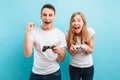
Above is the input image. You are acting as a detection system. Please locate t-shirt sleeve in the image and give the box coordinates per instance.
[57,30,67,48]
[30,28,35,41]
[88,27,95,40]
[65,31,69,40]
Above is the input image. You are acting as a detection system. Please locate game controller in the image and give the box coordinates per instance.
[73,44,86,50]
[42,45,54,52]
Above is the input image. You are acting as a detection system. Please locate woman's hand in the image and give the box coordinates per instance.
[69,45,78,55]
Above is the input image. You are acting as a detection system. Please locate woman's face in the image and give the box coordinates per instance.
[41,8,55,27]
[72,15,84,34]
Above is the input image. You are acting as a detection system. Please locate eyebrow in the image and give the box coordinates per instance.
[42,12,53,14]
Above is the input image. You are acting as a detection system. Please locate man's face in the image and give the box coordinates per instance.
[41,8,55,27]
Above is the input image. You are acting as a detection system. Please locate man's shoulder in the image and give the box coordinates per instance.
[55,28,64,34]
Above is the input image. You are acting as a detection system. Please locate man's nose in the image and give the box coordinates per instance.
[46,16,50,19]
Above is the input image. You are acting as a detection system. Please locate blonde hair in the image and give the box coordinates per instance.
[67,12,89,51]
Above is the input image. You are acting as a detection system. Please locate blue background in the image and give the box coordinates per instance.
[0,0,120,80]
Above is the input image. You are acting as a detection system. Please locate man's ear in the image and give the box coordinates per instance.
[40,15,42,19]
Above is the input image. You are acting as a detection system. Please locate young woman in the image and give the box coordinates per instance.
[66,12,95,80]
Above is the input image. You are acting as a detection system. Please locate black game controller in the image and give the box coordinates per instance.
[42,45,54,52]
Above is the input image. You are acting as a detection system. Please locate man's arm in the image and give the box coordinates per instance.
[24,22,34,57]
[53,46,65,62]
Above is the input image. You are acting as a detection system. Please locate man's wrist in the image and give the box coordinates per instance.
[58,49,62,55]
[25,30,31,34]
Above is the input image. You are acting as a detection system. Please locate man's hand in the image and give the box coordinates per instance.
[26,22,35,33]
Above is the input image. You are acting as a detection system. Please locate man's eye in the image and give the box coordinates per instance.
[43,14,47,16]
[49,14,53,17]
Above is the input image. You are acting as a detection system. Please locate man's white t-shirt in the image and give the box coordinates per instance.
[30,27,67,75]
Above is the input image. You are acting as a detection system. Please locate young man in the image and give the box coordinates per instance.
[24,4,66,80]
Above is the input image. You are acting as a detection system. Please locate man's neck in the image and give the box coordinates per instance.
[41,25,54,31]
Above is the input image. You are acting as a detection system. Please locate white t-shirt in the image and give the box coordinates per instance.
[30,27,67,75]
[70,27,95,68]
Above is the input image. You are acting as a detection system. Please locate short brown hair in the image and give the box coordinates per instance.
[41,4,55,14]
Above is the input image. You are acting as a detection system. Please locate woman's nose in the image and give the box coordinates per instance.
[75,21,79,24]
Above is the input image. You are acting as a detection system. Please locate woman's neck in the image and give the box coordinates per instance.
[75,32,82,36]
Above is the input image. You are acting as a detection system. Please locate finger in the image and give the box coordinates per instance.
[30,23,35,28]
[53,43,60,50]
[70,46,74,51]
[70,47,75,53]
[82,40,85,44]
[27,22,35,31]
[28,22,35,28]
[53,46,57,50]
[52,49,58,54]
[53,43,58,47]
[70,49,73,54]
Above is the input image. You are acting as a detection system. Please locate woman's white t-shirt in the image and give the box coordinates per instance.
[70,27,95,68]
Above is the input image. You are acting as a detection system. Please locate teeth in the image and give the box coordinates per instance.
[45,22,50,24]
[74,25,79,27]
[45,21,50,23]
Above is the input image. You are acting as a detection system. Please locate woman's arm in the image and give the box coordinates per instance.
[83,35,94,54]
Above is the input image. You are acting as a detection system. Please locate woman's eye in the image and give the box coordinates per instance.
[77,19,81,22]
[72,20,75,22]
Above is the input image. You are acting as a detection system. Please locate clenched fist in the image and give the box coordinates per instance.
[26,22,35,33]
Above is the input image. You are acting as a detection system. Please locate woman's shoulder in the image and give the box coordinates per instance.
[87,27,94,31]
[87,27,95,39]
[87,27,95,34]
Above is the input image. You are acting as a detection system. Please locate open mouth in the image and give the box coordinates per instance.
[74,27,80,29]
[45,21,51,24]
